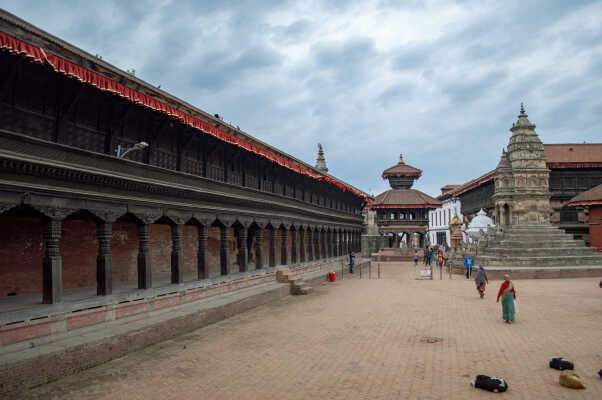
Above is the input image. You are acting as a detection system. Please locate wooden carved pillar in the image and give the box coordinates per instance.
[36,207,75,304]
[137,222,152,289]
[197,224,209,279]
[327,230,333,258]
[280,226,289,266]
[299,228,306,263]
[269,227,276,267]
[220,224,231,276]
[255,227,265,270]
[290,229,297,265]
[96,221,113,296]
[319,229,324,260]
[42,217,63,304]
[238,225,249,273]
[171,223,184,284]
[307,228,314,262]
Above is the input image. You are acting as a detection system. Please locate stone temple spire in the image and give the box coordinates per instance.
[315,143,328,173]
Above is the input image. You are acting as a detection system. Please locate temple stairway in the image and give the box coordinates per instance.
[478,225,602,267]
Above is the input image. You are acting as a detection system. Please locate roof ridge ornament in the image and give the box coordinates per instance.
[520,102,526,116]
[315,143,328,173]
[399,153,404,164]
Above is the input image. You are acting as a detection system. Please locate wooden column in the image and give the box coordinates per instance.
[269,227,276,267]
[290,229,297,265]
[238,225,249,272]
[316,230,321,259]
[42,217,63,304]
[299,228,306,263]
[220,225,231,276]
[96,221,113,296]
[137,222,152,289]
[307,228,314,261]
[171,223,184,284]
[197,224,209,279]
[280,227,288,266]
[255,227,265,270]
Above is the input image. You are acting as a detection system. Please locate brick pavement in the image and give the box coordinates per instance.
[22,262,602,400]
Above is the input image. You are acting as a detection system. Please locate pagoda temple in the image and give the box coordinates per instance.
[367,154,441,250]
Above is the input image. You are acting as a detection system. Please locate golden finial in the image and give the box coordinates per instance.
[399,153,404,164]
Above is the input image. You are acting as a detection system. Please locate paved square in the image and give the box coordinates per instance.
[24,262,602,399]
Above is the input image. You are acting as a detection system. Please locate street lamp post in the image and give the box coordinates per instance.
[116,141,149,158]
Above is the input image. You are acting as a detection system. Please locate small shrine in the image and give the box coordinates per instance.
[465,209,495,241]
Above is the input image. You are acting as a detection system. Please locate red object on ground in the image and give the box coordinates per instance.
[328,271,336,282]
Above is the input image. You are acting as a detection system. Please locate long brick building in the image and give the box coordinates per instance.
[0,11,367,328]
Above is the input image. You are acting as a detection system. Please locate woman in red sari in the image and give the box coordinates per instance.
[496,274,516,323]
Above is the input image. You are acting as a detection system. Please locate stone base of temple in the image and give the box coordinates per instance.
[0,257,368,396]
[450,265,602,280]
[361,235,386,258]
[478,224,602,267]
[371,248,414,262]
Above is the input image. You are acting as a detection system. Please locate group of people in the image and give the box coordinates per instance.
[474,266,517,324]
[420,246,447,268]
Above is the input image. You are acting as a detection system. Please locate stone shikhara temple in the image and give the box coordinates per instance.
[0,9,367,343]
[457,105,602,275]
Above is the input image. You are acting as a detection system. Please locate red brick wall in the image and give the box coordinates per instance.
[589,206,602,250]
[0,215,240,297]
[0,216,44,296]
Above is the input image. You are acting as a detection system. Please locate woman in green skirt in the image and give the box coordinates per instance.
[496,274,516,323]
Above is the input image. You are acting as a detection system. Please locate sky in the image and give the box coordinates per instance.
[3,0,602,197]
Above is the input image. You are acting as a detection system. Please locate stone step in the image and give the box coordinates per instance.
[499,233,575,240]
[491,240,584,248]
[485,247,598,257]
[481,255,602,267]
[504,224,565,231]
[276,269,295,283]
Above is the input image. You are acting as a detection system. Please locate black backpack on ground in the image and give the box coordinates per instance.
[549,357,574,371]
[472,375,508,393]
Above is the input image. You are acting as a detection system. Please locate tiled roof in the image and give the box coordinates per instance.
[382,163,422,178]
[441,184,461,190]
[568,183,602,206]
[371,189,441,208]
[544,143,602,164]
[438,144,602,199]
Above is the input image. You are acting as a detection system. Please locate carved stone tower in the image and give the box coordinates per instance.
[315,143,328,173]
[493,104,551,227]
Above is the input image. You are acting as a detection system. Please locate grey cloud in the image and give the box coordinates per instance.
[377,84,415,106]
[441,71,508,104]
[391,45,432,71]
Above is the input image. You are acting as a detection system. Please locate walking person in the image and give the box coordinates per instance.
[413,250,418,266]
[437,250,444,269]
[496,274,517,324]
[474,265,488,298]
[348,251,355,274]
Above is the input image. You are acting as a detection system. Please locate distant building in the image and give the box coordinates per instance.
[367,154,441,248]
[568,184,602,251]
[428,185,462,246]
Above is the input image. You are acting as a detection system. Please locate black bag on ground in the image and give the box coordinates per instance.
[472,375,508,393]
[549,357,574,370]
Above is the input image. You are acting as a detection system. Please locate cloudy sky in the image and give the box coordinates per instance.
[3,0,602,197]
